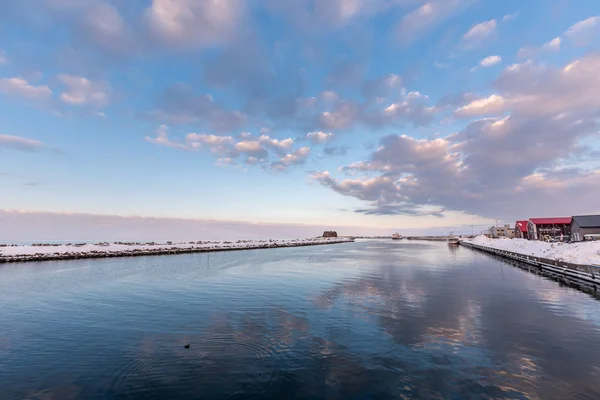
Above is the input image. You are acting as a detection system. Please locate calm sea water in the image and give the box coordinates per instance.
[2,240,600,400]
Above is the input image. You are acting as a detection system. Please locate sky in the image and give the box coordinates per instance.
[1,0,600,240]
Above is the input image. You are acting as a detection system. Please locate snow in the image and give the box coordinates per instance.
[463,235,600,266]
[0,237,353,262]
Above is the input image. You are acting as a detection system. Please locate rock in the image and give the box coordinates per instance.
[184,344,190,349]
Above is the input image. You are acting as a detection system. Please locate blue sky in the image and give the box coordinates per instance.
[1,0,600,240]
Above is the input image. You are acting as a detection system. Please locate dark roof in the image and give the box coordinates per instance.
[515,220,528,232]
[572,215,600,228]
[530,217,572,225]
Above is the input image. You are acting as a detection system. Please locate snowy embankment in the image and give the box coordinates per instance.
[462,235,600,266]
[0,237,354,263]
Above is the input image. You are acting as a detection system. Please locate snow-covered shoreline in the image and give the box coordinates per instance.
[462,235,600,266]
[0,237,354,263]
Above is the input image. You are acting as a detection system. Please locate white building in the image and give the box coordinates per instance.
[491,224,515,239]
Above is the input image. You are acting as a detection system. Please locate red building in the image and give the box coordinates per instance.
[527,217,572,241]
[514,220,529,239]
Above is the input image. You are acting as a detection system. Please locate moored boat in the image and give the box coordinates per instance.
[447,231,459,245]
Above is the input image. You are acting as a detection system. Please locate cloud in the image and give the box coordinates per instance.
[144,0,244,48]
[454,94,506,117]
[542,37,561,51]
[258,135,294,156]
[0,49,7,65]
[395,0,476,47]
[78,1,136,54]
[564,15,600,46]
[518,15,599,57]
[0,77,52,100]
[360,73,402,99]
[144,125,191,150]
[0,133,48,152]
[234,140,269,159]
[323,145,349,156]
[379,91,437,126]
[313,55,600,219]
[271,147,311,171]
[479,55,502,67]
[502,12,518,22]
[147,83,246,133]
[263,0,408,32]
[461,19,497,48]
[57,74,110,108]
[456,55,600,118]
[306,131,334,144]
[41,0,137,55]
[146,127,310,171]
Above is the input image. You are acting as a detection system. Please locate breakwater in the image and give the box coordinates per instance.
[405,236,449,241]
[460,240,600,289]
[0,237,354,264]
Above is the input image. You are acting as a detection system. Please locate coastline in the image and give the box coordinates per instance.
[461,235,600,266]
[0,237,354,264]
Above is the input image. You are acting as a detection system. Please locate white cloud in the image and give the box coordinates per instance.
[0,133,47,152]
[321,90,339,103]
[271,147,311,171]
[454,95,506,118]
[306,131,334,144]
[518,15,599,57]
[502,12,518,22]
[0,77,52,100]
[144,125,190,150]
[479,55,502,67]
[57,74,110,108]
[80,1,134,53]
[542,37,561,51]
[144,0,243,48]
[457,54,600,118]
[0,49,7,65]
[564,15,600,46]
[313,103,600,219]
[146,126,310,171]
[186,133,234,147]
[395,0,476,47]
[264,0,408,32]
[461,19,497,48]
[258,135,294,156]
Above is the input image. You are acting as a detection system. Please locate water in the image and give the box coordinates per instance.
[2,240,600,400]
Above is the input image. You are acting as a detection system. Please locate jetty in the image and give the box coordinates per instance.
[0,237,354,264]
[460,236,600,289]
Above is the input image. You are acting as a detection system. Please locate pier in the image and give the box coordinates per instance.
[460,240,600,289]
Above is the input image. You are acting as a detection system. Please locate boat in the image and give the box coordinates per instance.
[392,233,401,240]
[447,231,459,245]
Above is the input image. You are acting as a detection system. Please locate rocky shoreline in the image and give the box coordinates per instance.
[0,237,354,263]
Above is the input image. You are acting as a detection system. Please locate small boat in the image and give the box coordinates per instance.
[392,233,401,240]
[447,231,459,245]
